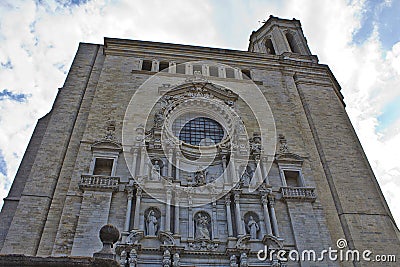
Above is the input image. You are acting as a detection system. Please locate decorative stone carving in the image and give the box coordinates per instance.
[246,215,260,240]
[280,186,316,202]
[145,208,159,236]
[125,230,144,244]
[188,239,219,251]
[158,231,176,246]
[154,109,165,128]
[129,248,138,267]
[194,212,211,240]
[240,165,253,186]
[278,134,288,153]
[240,252,248,267]
[119,250,127,266]
[230,255,238,267]
[194,169,206,186]
[79,175,119,191]
[150,159,163,180]
[250,132,262,157]
[162,249,171,267]
[235,235,249,249]
[172,253,180,267]
[93,224,120,260]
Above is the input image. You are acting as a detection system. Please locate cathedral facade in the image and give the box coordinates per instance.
[0,16,398,266]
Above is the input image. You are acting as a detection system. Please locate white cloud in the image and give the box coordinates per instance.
[0,0,399,229]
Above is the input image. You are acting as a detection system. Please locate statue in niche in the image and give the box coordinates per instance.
[195,213,210,240]
[146,209,158,236]
[194,169,206,186]
[247,215,260,239]
[240,165,253,186]
[150,160,161,180]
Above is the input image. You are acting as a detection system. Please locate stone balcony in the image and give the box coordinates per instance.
[280,186,316,202]
[79,174,120,191]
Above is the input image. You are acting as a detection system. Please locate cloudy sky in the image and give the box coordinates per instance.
[0,0,399,225]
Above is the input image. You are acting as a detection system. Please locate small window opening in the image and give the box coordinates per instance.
[176,64,186,74]
[159,61,169,72]
[284,170,301,187]
[193,65,202,74]
[285,33,300,53]
[265,39,276,55]
[241,69,251,79]
[209,66,219,77]
[93,158,113,176]
[142,60,152,71]
[225,68,235,78]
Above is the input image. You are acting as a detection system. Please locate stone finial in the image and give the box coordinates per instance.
[93,224,120,260]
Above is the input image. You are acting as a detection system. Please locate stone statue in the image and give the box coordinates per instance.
[247,215,259,239]
[230,255,238,267]
[154,109,164,128]
[195,213,210,240]
[129,248,137,267]
[194,170,206,186]
[146,210,158,236]
[240,252,248,267]
[150,160,161,180]
[172,253,180,267]
[162,249,171,267]
[240,165,253,186]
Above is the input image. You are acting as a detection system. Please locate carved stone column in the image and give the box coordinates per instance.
[261,194,272,235]
[225,195,233,237]
[268,195,280,237]
[124,187,134,232]
[165,188,172,233]
[133,188,142,230]
[188,196,193,239]
[174,194,180,234]
[234,192,244,236]
[168,149,173,177]
[229,157,237,184]
[222,155,229,184]
[212,201,218,240]
[175,151,181,181]
[131,148,138,177]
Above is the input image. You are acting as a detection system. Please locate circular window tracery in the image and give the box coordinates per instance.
[172,115,224,146]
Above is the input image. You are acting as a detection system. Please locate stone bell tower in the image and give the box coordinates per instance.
[248,15,313,56]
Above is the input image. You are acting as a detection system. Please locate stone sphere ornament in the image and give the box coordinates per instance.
[99,224,120,245]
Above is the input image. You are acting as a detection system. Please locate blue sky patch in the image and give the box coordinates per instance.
[376,95,400,132]
[353,0,400,50]
[0,150,6,177]
[0,89,30,102]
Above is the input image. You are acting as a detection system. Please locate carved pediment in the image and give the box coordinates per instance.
[275,152,303,165]
[91,139,122,152]
[262,234,283,249]
[162,82,238,104]
[158,231,176,246]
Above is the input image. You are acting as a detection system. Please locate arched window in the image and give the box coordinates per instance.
[265,38,276,55]
[172,115,224,146]
[285,32,300,53]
